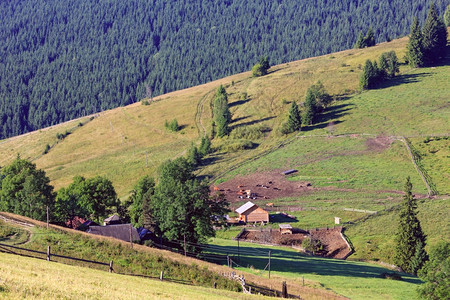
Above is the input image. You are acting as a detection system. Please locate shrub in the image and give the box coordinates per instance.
[219,139,254,152]
[165,119,179,132]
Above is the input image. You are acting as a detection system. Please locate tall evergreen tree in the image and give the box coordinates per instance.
[359,59,378,90]
[422,4,448,64]
[302,89,317,125]
[286,101,301,133]
[394,177,428,274]
[213,85,231,137]
[407,17,425,67]
[445,5,450,27]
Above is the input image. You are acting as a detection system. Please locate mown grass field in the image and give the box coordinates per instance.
[206,237,422,300]
[0,252,264,300]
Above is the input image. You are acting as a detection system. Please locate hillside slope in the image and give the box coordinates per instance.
[1,36,448,198]
[1,0,444,138]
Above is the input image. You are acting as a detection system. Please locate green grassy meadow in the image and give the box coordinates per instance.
[207,237,422,300]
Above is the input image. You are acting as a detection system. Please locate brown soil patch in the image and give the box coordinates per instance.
[212,170,313,204]
[238,227,352,259]
[365,135,394,152]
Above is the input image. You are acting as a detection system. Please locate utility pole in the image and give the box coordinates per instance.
[237,238,240,262]
[184,233,187,257]
[268,250,271,279]
[129,224,133,248]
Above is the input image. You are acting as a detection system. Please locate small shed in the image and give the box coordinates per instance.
[282,169,298,175]
[279,224,293,235]
[103,214,121,226]
[236,201,269,223]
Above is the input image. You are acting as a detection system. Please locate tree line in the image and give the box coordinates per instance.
[0,153,226,247]
[0,0,445,139]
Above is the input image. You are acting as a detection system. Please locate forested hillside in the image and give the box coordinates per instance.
[0,0,446,138]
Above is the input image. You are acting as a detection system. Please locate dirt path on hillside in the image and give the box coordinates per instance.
[0,214,34,245]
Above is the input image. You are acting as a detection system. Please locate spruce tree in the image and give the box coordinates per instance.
[302,89,317,125]
[407,17,425,68]
[286,101,301,133]
[213,85,231,137]
[394,177,427,274]
[445,5,450,27]
[359,59,375,90]
[422,4,448,64]
[198,136,212,156]
[364,27,376,47]
[354,31,365,48]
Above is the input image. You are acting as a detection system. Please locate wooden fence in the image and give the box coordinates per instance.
[0,242,191,285]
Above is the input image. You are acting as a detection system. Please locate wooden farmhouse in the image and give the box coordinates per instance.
[236,201,269,223]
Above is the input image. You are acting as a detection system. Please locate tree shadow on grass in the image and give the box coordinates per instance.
[205,243,422,284]
[230,116,276,130]
[229,98,251,108]
[301,103,352,132]
[231,115,251,124]
[375,72,432,90]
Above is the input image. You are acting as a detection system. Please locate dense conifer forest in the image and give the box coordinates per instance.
[0,0,446,139]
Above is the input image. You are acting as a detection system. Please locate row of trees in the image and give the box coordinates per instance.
[407,4,448,67]
[1,0,444,139]
[0,157,118,224]
[359,51,399,90]
[0,154,227,246]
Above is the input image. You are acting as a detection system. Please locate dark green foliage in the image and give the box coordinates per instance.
[0,157,55,221]
[198,136,212,156]
[360,59,378,90]
[383,51,399,78]
[186,143,201,167]
[151,158,229,245]
[302,89,317,126]
[394,177,427,274]
[43,143,50,154]
[417,242,450,299]
[0,0,443,139]
[300,81,332,126]
[55,175,118,224]
[284,101,301,134]
[422,4,448,64]
[354,28,376,48]
[213,85,231,138]
[252,56,271,77]
[165,119,179,132]
[55,179,88,227]
[129,175,155,229]
[308,81,332,111]
[407,17,425,68]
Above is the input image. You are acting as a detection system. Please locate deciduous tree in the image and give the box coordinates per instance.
[0,157,55,221]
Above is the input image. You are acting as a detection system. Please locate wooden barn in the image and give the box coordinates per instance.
[236,201,269,223]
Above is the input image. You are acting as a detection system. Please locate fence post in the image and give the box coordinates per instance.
[214,282,217,289]
[109,260,113,273]
[47,246,51,261]
[282,281,287,298]
[160,270,164,281]
[302,276,305,286]
[268,250,271,279]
